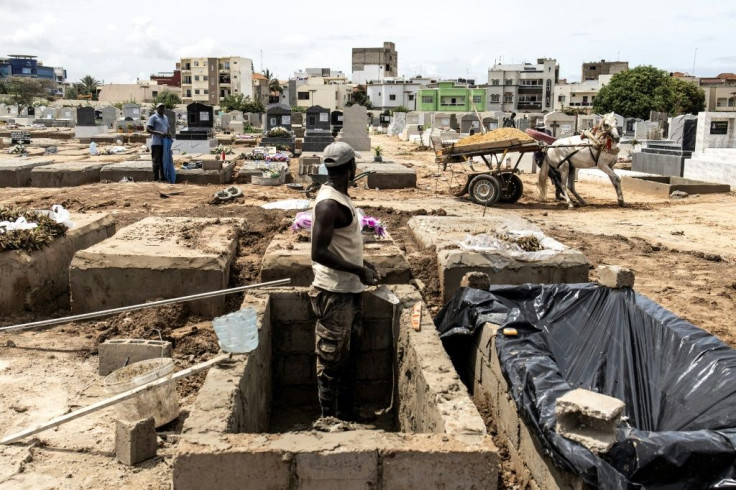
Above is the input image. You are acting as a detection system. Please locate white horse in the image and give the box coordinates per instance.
[538,113,623,208]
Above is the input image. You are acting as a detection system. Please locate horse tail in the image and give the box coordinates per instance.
[538,154,549,201]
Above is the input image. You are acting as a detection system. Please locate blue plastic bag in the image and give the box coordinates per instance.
[162,137,176,184]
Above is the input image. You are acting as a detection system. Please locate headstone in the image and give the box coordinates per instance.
[682,112,736,185]
[219,113,232,129]
[77,107,96,126]
[165,110,177,139]
[577,114,596,131]
[449,114,460,132]
[388,112,406,136]
[482,117,499,131]
[59,107,76,122]
[331,111,343,136]
[101,107,118,128]
[339,104,371,151]
[42,107,58,120]
[516,118,531,132]
[461,114,480,134]
[291,112,304,126]
[650,110,669,136]
[265,104,292,132]
[624,117,642,136]
[303,105,333,152]
[123,104,141,120]
[544,111,576,138]
[405,112,420,125]
[306,106,331,131]
[433,113,450,129]
[635,121,661,140]
[230,110,244,121]
[186,102,214,128]
[611,113,625,136]
[26,106,35,116]
[669,114,698,151]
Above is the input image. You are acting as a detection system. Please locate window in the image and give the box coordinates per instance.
[186,89,191,97]
[590,66,597,71]
[422,96,434,104]
[473,95,482,103]
[194,61,199,66]
[195,75,200,81]
[491,79,499,86]
[389,94,396,101]
[503,93,513,103]
[204,89,208,94]
[203,76,208,81]
[729,97,736,107]
[22,67,31,74]
[408,94,415,101]
[152,91,158,98]
[717,98,726,107]
[504,78,513,86]
[298,92,310,100]
[490,94,500,102]
[582,96,589,105]
[558,95,566,102]
[440,96,465,106]
[195,89,200,95]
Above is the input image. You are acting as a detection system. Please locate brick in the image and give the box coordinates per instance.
[115,417,157,466]
[555,388,624,453]
[173,450,292,490]
[596,265,635,288]
[296,450,378,489]
[381,447,498,489]
[99,339,172,376]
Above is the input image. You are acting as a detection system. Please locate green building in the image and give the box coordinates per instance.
[417,81,486,112]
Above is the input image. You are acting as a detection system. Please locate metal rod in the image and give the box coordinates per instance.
[0,278,291,333]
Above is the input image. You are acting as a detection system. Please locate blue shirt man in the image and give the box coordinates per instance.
[146,103,171,181]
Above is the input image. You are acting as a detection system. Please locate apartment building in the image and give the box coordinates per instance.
[180,56,253,105]
[554,75,613,112]
[288,68,353,110]
[0,54,67,96]
[581,60,629,81]
[487,58,558,113]
[352,42,398,85]
[417,81,486,112]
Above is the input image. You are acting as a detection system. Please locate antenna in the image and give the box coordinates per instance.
[260,50,263,73]
[692,48,698,76]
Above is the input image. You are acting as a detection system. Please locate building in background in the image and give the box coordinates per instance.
[581,59,629,82]
[289,68,353,110]
[696,73,736,112]
[0,54,67,96]
[150,63,181,88]
[180,56,253,104]
[364,77,437,110]
[98,80,181,104]
[417,80,486,112]
[554,74,613,113]
[487,58,558,113]
[352,42,398,85]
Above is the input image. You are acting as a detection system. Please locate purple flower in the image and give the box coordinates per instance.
[290,211,312,232]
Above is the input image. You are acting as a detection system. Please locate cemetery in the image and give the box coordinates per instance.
[1,93,736,490]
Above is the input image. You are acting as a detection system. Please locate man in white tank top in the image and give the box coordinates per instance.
[310,142,380,420]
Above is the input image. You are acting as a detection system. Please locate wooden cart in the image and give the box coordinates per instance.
[432,136,542,206]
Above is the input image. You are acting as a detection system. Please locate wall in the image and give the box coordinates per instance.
[98,83,181,103]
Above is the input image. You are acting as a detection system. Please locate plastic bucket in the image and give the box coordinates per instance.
[104,358,179,427]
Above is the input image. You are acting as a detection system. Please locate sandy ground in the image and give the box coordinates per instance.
[1,133,735,489]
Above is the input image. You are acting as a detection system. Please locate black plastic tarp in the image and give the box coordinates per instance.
[435,283,736,489]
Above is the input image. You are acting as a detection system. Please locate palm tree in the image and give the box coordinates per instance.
[262,69,273,81]
[269,77,283,94]
[78,75,100,100]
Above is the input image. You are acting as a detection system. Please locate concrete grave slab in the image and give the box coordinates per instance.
[408,216,589,301]
[176,161,236,185]
[30,161,105,187]
[260,232,412,287]
[622,175,731,197]
[357,162,417,189]
[100,160,153,182]
[0,158,56,187]
[0,212,115,314]
[69,217,242,316]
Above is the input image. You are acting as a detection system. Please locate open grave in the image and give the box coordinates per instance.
[69,217,242,316]
[1,212,115,314]
[174,285,499,489]
[260,230,412,287]
[408,216,589,301]
[30,161,106,187]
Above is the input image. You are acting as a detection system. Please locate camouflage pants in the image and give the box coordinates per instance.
[309,288,362,419]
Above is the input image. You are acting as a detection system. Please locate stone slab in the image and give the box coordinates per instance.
[70,217,241,316]
[596,265,635,288]
[632,151,685,177]
[171,138,217,155]
[0,212,115,314]
[100,160,153,182]
[98,339,173,376]
[176,161,235,185]
[683,156,736,189]
[0,158,56,187]
[357,162,417,189]
[622,175,731,197]
[115,417,157,466]
[74,125,108,139]
[30,161,105,187]
[408,216,589,301]
[260,232,412,287]
[555,388,625,453]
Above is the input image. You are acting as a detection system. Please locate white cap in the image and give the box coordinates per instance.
[322,142,359,167]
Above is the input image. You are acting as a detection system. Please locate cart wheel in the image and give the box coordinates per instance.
[498,173,524,203]
[469,175,501,206]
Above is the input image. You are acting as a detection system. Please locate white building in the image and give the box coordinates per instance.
[487,58,558,113]
[554,74,613,112]
[180,56,253,104]
[289,68,353,110]
[351,42,398,85]
[365,79,423,110]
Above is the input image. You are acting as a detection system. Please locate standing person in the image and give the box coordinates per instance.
[146,103,170,182]
[503,112,517,128]
[310,142,380,420]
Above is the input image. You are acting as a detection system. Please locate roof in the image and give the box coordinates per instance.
[253,73,267,80]
[716,73,736,80]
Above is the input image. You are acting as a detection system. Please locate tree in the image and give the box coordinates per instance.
[670,77,705,115]
[262,68,273,81]
[346,85,372,109]
[269,78,283,94]
[392,106,409,113]
[152,90,182,109]
[64,85,78,100]
[220,93,264,113]
[593,66,704,118]
[78,75,100,100]
[5,77,56,113]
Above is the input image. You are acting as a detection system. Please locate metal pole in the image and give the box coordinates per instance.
[0,278,291,333]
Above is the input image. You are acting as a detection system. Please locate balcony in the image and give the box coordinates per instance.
[517,102,542,110]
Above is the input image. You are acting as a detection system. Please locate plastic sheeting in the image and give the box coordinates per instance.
[163,137,176,184]
[435,284,736,489]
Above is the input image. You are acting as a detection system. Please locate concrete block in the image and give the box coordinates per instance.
[362,291,395,320]
[274,353,315,386]
[519,420,585,490]
[70,217,240,316]
[174,450,292,490]
[99,339,172,376]
[272,320,314,354]
[0,158,56,187]
[269,291,313,323]
[362,319,393,350]
[357,162,417,189]
[460,271,491,290]
[176,161,236,185]
[296,450,378,489]
[203,159,222,171]
[497,392,520,450]
[30,161,105,187]
[115,417,157,466]
[555,388,625,454]
[596,265,635,289]
[356,349,392,381]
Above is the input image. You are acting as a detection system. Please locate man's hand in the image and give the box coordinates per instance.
[359,266,380,286]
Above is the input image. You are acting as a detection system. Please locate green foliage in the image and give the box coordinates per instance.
[220,93,265,113]
[269,78,283,94]
[78,75,100,100]
[112,98,138,110]
[346,85,372,109]
[373,145,383,157]
[5,77,57,113]
[290,106,306,113]
[64,85,78,100]
[152,90,181,109]
[593,66,705,118]
[392,106,410,113]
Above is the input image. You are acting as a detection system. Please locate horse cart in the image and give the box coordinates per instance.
[432,132,546,206]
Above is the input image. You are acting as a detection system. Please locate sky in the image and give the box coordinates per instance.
[2,0,736,85]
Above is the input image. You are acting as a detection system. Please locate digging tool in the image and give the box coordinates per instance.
[1,353,231,445]
[369,284,399,305]
[0,278,291,333]
[159,190,183,198]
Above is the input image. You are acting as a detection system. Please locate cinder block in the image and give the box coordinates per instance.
[296,450,378,489]
[519,420,585,490]
[497,392,520,450]
[274,354,315,386]
[272,320,314,354]
[269,291,313,323]
[381,447,498,489]
[115,417,157,466]
[555,388,624,453]
[362,292,395,320]
[596,265,635,288]
[99,339,172,376]
[173,450,292,490]
[362,320,393,350]
[356,350,392,381]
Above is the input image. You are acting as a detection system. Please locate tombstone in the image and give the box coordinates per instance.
[265,104,292,132]
[291,112,304,126]
[77,107,96,126]
[246,113,262,127]
[683,112,736,185]
[27,106,35,116]
[650,110,669,136]
[669,114,698,151]
[388,112,406,136]
[482,117,498,131]
[635,121,661,140]
[632,114,698,177]
[461,114,481,134]
[303,105,333,152]
[338,104,371,151]
[331,111,343,137]
[41,107,58,119]
[170,103,217,154]
[165,109,177,139]
[449,114,460,132]
[219,113,232,129]
[101,107,117,128]
[624,117,642,136]
[405,112,420,125]
[433,113,450,129]
[544,111,576,138]
[577,114,596,131]
[123,103,141,120]
[611,113,625,136]
[230,110,244,122]
[516,117,531,132]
